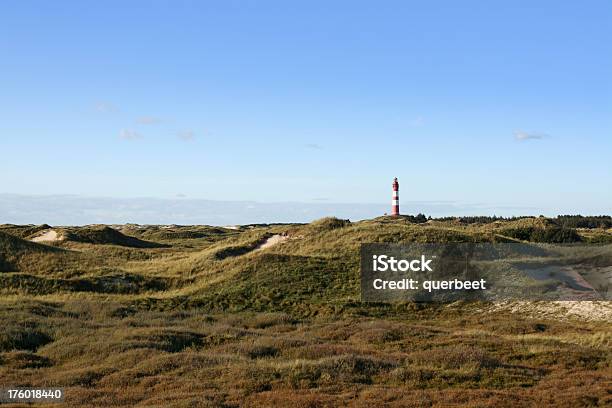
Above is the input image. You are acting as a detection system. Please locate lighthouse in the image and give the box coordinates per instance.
[392,177,400,216]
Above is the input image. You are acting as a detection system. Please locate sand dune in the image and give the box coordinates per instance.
[31,229,60,243]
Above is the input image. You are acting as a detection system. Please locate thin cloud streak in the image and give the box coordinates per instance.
[515,131,547,141]
[136,116,163,125]
[177,130,195,141]
[305,143,323,150]
[119,129,143,140]
[95,102,119,113]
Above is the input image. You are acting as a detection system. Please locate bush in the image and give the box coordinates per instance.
[530,227,582,243]
[408,345,500,369]
[0,327,53,352]
[285,355,396,388]
[122,329,205,352]
[0,351,53,368]
[501,226,582,243]
[246,345,279,359]
[248,313,297,329]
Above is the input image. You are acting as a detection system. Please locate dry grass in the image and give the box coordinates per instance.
[0,217,610,407]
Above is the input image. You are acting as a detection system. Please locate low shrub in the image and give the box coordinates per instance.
[407,345,500,370]
[0,326,53,352]
[501,226,582,243]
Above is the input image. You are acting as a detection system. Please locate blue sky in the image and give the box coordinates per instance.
[1,1,610,223]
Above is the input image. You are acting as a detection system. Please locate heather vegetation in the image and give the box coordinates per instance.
[0,217,610,407]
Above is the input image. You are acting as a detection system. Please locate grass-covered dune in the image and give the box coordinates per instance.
[0,231,65,272]
[0,216,610,407]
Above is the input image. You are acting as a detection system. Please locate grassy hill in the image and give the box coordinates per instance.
[0,230,64,272]
[0,217,610,407]
[0,223,51,239]
[60,225,169,248]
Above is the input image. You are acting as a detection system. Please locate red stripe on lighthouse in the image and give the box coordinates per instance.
[392,177,400,216]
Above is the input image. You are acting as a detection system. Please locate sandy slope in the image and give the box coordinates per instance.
[31,230,60,242]
[485,300,612,322]
[256,234,289,251]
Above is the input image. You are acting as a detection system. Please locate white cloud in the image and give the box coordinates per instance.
[408,116,425,127]
[137,116,163,125]
[305,143,323,150]
[95,102,119,113]
[177,130,195,141]
[119,129,142,140]
[515,131,546,141]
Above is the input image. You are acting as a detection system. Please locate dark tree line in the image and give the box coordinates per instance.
[431,215,611,229]
[553,215,612,229]
[405,213,428,223]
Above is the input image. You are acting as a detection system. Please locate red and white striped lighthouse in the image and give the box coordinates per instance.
[391,177,400,216]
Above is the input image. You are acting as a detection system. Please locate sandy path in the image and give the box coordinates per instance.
[256,234,289,251]
[31,230,60,242]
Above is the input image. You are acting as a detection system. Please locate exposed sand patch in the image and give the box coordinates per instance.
[484,301,612,322]
[31,229,61,243]
[255,234,289,251]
